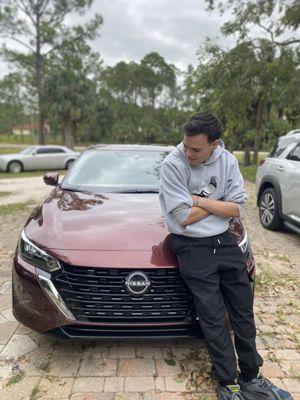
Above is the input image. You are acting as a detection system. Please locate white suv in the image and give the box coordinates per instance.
[256,130,300,233]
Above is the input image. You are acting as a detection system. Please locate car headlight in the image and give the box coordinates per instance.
[19,230,61,273]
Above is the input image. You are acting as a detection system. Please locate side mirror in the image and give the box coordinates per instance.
[43,172,59,186]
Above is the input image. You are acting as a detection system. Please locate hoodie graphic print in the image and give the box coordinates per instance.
[159,140,247,238]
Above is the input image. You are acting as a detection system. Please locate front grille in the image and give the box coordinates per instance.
[52,264,195,323]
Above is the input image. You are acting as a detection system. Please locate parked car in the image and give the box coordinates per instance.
[0,145,79,173]
[256,131,300,233]
[13,144,255,339]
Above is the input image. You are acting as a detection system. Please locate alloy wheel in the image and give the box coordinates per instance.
[260,192,275,226]
[9,161,22,173]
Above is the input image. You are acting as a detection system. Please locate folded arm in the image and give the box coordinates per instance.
[181,195,240,226]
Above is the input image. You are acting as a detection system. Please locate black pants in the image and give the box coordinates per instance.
[170,230,263,384]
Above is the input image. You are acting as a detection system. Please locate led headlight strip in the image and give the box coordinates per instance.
[19,230,61,272]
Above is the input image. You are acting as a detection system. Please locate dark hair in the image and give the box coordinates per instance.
[183,111,223,142]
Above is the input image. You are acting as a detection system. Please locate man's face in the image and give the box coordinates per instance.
[183,133,219,165]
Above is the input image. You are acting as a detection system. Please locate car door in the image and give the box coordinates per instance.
[282,143,300,222]
[29,147,52,170]
[46,147,67,169]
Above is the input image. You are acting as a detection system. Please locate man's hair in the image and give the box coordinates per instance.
[183,111,223,142]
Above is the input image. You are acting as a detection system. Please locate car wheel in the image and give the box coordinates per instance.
[66,159,74,170]
[8,161,23,173]
[259,188,283,230]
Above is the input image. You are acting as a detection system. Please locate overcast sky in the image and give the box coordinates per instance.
[86,0,231,70]
[0,0,233,77]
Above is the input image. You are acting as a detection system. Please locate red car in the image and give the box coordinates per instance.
[12,145,255,339]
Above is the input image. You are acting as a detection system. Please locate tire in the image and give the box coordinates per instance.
[66,159,74,170]
[258,188,283,231]
[7,161,23,173]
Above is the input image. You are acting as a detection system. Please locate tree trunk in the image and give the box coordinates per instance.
[243,145,251,166]
[228,127,236,153]
[35,14,45,145]
[253,95,264,165]
[64,120,74,149]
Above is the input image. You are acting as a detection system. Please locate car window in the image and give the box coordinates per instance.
[62,149,169,192]
[36,147,65,154]
[270,142,286,158]
[287,144,300,162]
[36,148,49,154]
[47,148,65,153]
[20,146,36,155]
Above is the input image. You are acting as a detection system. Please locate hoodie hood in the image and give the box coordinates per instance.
[176,139,225,166]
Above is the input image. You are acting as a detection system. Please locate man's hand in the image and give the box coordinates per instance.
[181,194,210,226]
[182,205,210,226]
[193,196,240,218]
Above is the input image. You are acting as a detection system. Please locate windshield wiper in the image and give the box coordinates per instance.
[115,189,159,193]
[62,187,91,194]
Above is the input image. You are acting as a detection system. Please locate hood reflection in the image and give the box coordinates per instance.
[151,234,177,266]
[46,189,108,211]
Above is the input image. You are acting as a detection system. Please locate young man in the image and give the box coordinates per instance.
[159,112,293,400]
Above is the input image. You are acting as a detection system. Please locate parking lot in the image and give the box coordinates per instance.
[0,177,299,400]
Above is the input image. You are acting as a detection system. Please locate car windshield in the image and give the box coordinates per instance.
[61,148,169,193]
[20,146,35,155]
[270,144,287,158]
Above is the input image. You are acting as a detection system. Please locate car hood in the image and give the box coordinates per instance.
[25,188,170,252]
[0,153,21,160]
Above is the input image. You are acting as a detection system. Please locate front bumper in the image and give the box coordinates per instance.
[12,254,202,338]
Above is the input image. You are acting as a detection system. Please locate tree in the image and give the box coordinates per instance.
[202,0,300,163]
[0,0,102,144]
[0,72,33,138]
[140,52,177,108]
[43,37,101,149]
[205,0,300,46]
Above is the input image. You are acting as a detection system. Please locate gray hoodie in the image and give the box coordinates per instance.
[159,140,247,237]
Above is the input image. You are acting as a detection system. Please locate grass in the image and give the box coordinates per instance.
[164,358,177,366]
[0,170,65,179]
[239,164,258,183]
[0,191,12,197]
[0,201,36,217]
[5,371,25,387]
[0,134,60,145]
[29,385,42,400]
[0,147,26,154]
[234,152,267,183]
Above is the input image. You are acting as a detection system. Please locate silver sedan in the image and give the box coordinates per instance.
[0,145,79,173]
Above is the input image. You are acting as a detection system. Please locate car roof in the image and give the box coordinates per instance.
[86,144,175,152]
[34,145,66,148]
[278,131,300,147]
[286,129,300,136]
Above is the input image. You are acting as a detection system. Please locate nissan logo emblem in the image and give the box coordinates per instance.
[125,271,151,295]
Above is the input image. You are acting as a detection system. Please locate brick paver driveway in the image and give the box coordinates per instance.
[0,177,299,400]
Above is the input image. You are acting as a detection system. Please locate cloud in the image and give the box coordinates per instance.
[0,0,231,77]
[85,0,228,70]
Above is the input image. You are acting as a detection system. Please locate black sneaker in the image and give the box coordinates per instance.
[238,373,294,400]
[217,383,247,399]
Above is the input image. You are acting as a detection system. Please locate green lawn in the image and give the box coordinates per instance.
[0,170,65,179]
[234,152,267,183]
[0,201,35,217]
[0,147,26,154]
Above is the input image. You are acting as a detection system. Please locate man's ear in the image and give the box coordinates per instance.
[212,139,219,150]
